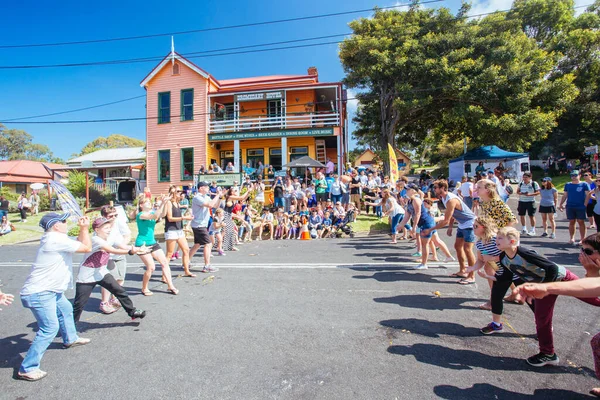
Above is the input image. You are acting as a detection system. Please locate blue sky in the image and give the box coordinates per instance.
[0,0,516,161]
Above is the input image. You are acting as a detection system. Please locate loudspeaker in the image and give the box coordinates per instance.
[464,163,472,173]
[521,163,529,172]
[216,144,221,150]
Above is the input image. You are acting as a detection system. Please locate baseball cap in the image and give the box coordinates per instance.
[92,217,112,230]
[487,170,494,174]
[197,181,210,188]
[571,170,580,176]
[542,177,552,182]
[406,183,420,191]
[39,212,70,231]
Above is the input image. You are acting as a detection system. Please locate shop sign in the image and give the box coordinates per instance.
[234,91,283,102]
[196,173,242,187]
[209,128,333,141]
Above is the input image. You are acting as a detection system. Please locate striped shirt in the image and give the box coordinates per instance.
[476,237,517,281]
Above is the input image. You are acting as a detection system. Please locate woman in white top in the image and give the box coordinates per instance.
[254,177,265,206]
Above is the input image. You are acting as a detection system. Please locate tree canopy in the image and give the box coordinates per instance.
[0,123,62,163]
[339,1,589,165]
[75,134,145,157]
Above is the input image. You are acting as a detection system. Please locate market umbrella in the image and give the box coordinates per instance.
[30,183,44,190]
[283,156,326,184]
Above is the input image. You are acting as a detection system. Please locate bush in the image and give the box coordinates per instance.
[66,171,92,198]
[0,187,19,202]
[67,211,100,236]
[37,190,51,211]
[89,188,115,207]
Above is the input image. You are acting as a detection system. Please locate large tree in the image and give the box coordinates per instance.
[339,2,578,170]
[0,123,61,163]
[75,134,145,157]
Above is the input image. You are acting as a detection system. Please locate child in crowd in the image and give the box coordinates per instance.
[210,208,225,256]
[73,217,146,322]
[288,215,301,239]
[308,209,323,238]
[476,226,600,367]
[321,211,333,238]
[258,208,274,240]
[275,209,286,239]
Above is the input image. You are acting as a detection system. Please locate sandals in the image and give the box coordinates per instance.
[141,290,154,296]
[458,278,475,285]
[478,302,492,310]
[182,273,197,278]
[449,273,468,279]
[167,288,179,295]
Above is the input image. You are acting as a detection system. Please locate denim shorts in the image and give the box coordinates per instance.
[566,207,586,221]
[418,221,436,239]
[456,227,476,243]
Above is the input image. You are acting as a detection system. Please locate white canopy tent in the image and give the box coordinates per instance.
[449,146,530,183]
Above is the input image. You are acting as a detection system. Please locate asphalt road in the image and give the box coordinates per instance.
[0,204,599,399]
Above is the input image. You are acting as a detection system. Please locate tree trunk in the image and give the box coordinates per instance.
[378,85,399,175]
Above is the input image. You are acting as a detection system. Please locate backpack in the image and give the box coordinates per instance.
[505,184,513,195]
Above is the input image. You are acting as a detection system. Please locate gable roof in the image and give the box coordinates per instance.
[0,160,66,182]
[67,147,146,168]
[140,52,318,90]
[140,52,213,88]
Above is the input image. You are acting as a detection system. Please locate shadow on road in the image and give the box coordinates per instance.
[379,318,536,339]
[388,343,595,377]
[353,271,459,285]
[374,294,480,311]
[433,383,593,399]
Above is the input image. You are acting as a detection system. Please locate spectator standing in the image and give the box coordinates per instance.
[539,178,558,239]
[29,191,40,216]
[589,178,600,233]
[458,176,474,210]
[584,172,597,229]
[325,157,335,176]
[0,195,9,220]
[18,213,92,381]
[314,172,328,207]
[560,170,591,245]
[256,161,264,179]
[17,193,30,222]
[475,162,486,177]
[516,172,540,236]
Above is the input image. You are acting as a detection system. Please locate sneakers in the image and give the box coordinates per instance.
[130,309,147,320]
[218,250,226,256]
[541,232,548,237]
[64,337,91,348]
[549,233,556,239]
[413,264,428,270]
[521,227,527,235]
[480,322,503,335]
[528,228,536,236]
[201,266,218,273]
[99,301,117,314]
[18,369,48,381]
[526,352,559,367]
[411,252,422,257]
[109,297,121,309]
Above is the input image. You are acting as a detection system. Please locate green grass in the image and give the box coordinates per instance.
[530,170,571,192]
[0,212,47,245]
[349,213,390,234]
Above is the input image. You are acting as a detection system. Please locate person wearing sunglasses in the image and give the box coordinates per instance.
[18,213,93,381]
[583,172,598,230]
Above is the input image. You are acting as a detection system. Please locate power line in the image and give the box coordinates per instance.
[0,95,146,122]
[0,1,444,49]
[0,4,591,70]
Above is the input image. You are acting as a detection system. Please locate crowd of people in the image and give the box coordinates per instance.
[3,164,600,396]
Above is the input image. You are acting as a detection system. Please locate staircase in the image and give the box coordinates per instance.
[315,140,326,164]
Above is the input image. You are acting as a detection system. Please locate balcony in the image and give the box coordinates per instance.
[209,111,340,134]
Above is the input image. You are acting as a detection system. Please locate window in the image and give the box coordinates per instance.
[269,148,282,170]
[158,150,171,182]
[267,100,282,117]
[16,184,27,194]
[289,146,309,177]
[181,89,194,121]
[181,148,194,180]
[158,92,171,124]
[246,148,264,169]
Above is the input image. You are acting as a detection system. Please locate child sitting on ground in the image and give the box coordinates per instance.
[258,208,274,240]
[288,215,301,239]
[321,211,333,238]
[73,217,146,322]
[275,209,286,240]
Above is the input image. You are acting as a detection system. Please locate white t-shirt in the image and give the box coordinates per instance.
[459,182,473,198]
[386,198,404,217]
[77,236,114,284]
[108,216,130,261]
[21,232,81,296]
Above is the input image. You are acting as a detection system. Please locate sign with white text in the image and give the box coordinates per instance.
[234,91,284,102]
[209,128,334,141]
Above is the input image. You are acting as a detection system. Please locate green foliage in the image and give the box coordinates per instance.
[65,171,92,198]
[75,134,145,157]
[0,187,19,201]
[0,123,60,162]
[339,2,579,165]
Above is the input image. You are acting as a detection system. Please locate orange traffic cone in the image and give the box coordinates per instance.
[300,223,311,240]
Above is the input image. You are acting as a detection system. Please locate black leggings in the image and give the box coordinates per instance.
[594,211,600,233]
[491,269,533,315]
[73,274,135,322]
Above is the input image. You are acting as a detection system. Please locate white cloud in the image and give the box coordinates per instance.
[469,0,513,17]
[346,88,359,115]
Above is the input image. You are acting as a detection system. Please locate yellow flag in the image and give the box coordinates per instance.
[388,143,399,183]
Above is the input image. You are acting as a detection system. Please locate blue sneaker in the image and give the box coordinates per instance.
[480,322,503,335]
[411,252,422,257]
[413,264,428,270]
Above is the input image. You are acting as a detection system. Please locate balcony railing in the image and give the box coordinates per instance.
[209,111,340,134]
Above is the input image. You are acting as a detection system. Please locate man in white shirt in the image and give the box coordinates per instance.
[189,181,223,272]
[18,213,92,381]
[325,158,335,176]
[458,176,474,209]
